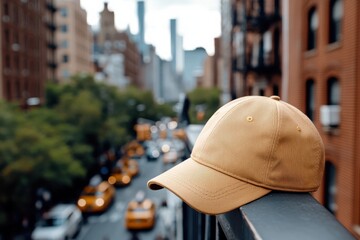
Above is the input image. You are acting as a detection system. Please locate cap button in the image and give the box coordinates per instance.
[270,95,280,101]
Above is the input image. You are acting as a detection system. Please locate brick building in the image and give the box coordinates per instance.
[0,0,51,105]
[221,0,282,100]
[284,0,360,236]
[95,2,141,88]
[55,0,93,82]
[198,37,221,89]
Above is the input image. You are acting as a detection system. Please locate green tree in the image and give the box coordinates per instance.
[0,102,86,234]
[0,74,177,235]
[188,87,221,124]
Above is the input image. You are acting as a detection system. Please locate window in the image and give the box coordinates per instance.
[4,3,9,15]
[5,55,10,68]
[61,25,68,33]
[5,29,10,44]
[306,79,316,121]
[62,55,69,63]
[60,8,68,17]
[327,77,340,105]
[61,40,68,48]
[329,0,343,43]
[263,31,272,65]
[307,7,318,50]
[324,161,337,214]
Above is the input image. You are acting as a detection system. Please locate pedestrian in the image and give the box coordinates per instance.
[147,95,325,215]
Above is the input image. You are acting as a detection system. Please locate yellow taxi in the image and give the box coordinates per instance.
[125,140,145,158]
[77,179,115,213]
[121,158,139,177]
[125,192,156,230]
[108,167,131,187]
[172,128,187,140]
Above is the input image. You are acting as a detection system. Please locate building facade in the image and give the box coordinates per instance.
[55,0,93,82]
[198,37,221,88]
[220,0,281,100]
[95,2,141,88]
[236,0,281,98]
[284,0,360,237]
[0,0,52,105]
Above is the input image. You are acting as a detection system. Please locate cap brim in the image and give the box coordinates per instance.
[148,158,271,215]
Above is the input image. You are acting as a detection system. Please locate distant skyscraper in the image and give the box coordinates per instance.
[170,19,184,73]
[137,1,145,59]
[183,48,208,92]
[170,19,177,70]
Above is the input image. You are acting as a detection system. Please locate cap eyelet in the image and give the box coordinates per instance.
[296,126,301,132]
[246,116,253,122]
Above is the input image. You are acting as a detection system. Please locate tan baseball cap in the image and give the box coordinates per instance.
[148,96,325,215]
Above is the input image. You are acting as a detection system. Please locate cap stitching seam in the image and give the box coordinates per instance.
[282,103,322,178]
[168,172,251,200]
[264,100,281,183]
[168,169,243,195]
[191,156,318,191]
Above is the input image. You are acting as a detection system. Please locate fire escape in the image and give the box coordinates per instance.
[231,0,281,97]
[46,0,58,83]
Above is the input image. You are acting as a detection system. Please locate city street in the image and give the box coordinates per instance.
[75,156,172,240]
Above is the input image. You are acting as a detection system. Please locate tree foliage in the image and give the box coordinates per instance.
[0,74,175,232]
[187,87,221,124]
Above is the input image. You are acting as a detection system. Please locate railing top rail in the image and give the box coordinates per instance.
[217,191,356,240]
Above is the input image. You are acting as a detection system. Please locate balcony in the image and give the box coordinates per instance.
[232,58,281,75]
[181,124,355,240]
[244,0,281,33]
[45,22,56,32]
[47,61,57,69]
[46,1,57,13]
[47,41,57,50]
[246,14,281,33]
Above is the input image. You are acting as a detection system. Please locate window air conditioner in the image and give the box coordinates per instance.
[320,105,340,127]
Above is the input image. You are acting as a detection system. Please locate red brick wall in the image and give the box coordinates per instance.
[286,0,360,236]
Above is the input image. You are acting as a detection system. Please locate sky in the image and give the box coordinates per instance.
[80,0,221,60]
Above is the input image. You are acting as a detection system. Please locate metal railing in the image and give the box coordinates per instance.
[182,124,356,240]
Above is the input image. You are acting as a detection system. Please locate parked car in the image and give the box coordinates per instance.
[31,204,82,240]
[146,146,161,161]
[120,158,139,177]
[108,166,131,187]
[125,191,156,230]
[77,180,115,213]
[125,140,145,158]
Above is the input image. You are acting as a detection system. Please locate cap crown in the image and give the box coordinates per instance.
[191,96,325,191]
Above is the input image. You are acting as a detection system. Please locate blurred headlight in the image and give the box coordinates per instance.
[167,121,178,130]
[95,198,104,207]
[152,150,160,158]
[161,144,170,153]
[78,199,86,207]
[122,175,131,184]
[108,176,116,185]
